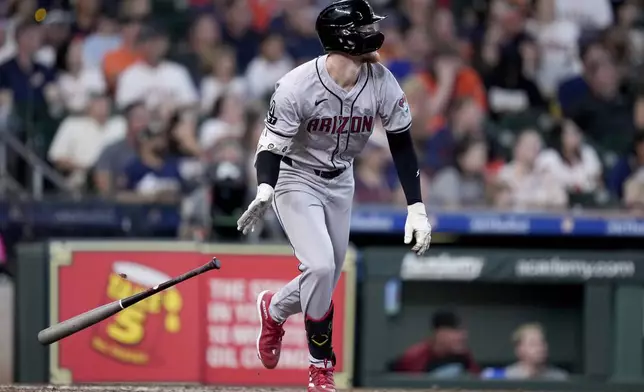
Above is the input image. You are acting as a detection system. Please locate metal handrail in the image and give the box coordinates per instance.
[0,173,28,198]
[0,130,71,198]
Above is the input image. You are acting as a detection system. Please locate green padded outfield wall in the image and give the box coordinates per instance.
[14,242,49,383]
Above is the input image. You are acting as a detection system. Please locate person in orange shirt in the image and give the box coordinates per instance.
[419,45,487,133]
[102,17,143,92]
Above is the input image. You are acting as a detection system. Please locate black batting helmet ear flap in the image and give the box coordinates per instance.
[316,0,387,56]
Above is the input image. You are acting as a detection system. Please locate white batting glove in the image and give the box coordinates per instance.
[237,184,274,235]
[404,202,432,255]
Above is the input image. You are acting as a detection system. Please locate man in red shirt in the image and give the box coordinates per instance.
[391,310,480,377]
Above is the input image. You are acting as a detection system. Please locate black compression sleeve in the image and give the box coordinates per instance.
[255,150,282,188]
[386,130,422,205]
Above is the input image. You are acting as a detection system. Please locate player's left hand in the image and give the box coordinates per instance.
[404,202,432,255]
[237,184,274,235]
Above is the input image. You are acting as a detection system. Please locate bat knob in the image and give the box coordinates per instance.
[211,257,221,269]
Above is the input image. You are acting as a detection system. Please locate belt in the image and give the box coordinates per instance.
[282,157,345,179]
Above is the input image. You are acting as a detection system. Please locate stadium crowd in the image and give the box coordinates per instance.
[1,0,644,221]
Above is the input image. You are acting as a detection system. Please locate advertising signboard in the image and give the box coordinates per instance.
[47,242,356,388]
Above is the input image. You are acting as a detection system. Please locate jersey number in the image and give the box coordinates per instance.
[266,100,278,126]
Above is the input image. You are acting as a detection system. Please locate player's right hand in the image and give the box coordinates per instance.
[237,183,274,235]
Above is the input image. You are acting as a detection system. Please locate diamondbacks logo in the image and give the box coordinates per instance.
[398,94,409,113]
[266,100,278,126]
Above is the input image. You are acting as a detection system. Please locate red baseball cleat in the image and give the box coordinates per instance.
[308,363,336,392]
[256,290,285,369]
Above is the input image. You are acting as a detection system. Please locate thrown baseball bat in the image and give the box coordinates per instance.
[37,257,221,346]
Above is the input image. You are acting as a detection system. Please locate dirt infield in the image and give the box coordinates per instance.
[0,387,515,392]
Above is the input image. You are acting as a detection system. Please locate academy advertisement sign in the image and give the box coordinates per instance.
[398,249,644,282]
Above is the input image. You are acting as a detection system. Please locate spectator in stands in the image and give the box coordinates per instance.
[120,0,152,21]
[245,33,293,102]
[221,0,262,73]
[57,38,107,114]
[396,0,431,31]
[160,107,202,159]
[557,40,606,113]
[477,0,533,78]
[48,93,125,190]
[401,76,432,150]
[425,97,485,175]
[115,24,198,112]
[269,3,323,64]
[121,128,186,203]
[200,46,247,115]
[94,101,150,195]
[401,26,432,77]
[603,25,632,81]
[565,42,636,156]
[553,0,613,32]
[537,119,602,193]
[609,132,644,201]
[0,19,12,65]
[431,7,470,61]
[70,0,100,38]
[354,131,394,204]
[420,44,487,133]
[102,17,142,91]
[494,129,568,209]
[429,137,489,208]
[623,166,644,211]
[37,9,73,68]
[1,0,37,56]
[199,92,246,153]
[0,22,59,118]
[391,309,480,377]
[616,0,644,68]
[82,13,122,70]
[378,25,410,80]
[173,14,221,88]
[504,323,568,380]
[484,47,546,121]
[529,0,582,98]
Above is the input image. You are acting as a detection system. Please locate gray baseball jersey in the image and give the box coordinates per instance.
[257,55,411,170]
[259,56,411,367]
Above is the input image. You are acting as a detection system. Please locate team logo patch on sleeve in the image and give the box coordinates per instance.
[266,100,278,126]
[398,94,409,113]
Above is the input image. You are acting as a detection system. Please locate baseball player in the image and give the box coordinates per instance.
[237,1,432,390]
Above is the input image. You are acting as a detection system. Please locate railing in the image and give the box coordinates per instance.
[0,127,71,200]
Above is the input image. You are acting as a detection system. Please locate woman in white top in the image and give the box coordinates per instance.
[200,45,247,115]
[199,91,246,153]
[537,119,602,193]
[495,129,568,210]
[528,0,582,97]
[57,39,107,114]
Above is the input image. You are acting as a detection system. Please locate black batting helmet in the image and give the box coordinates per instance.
[316,0,386,56]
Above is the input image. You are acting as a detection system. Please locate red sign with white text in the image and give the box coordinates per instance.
[51,246,352,387]
[56,251,202,382]
[201,253,347,386]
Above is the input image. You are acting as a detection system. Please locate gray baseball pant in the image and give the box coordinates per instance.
[268,162,353,323]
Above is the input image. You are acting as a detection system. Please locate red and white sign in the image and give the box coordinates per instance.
[201,253,347,385]
[55,251,202,382]
[49,244,353,387]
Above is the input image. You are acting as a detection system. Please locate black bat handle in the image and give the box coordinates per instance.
[121,257,221,308]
